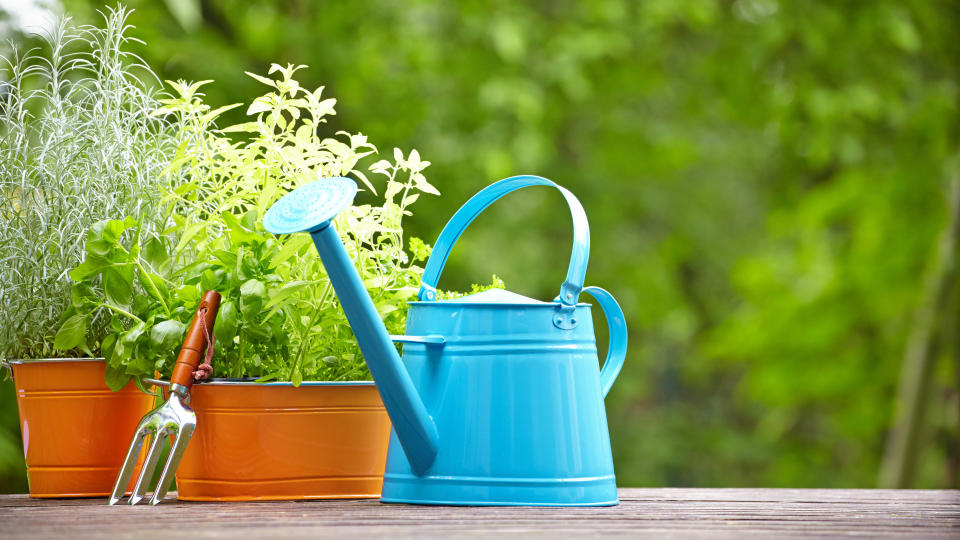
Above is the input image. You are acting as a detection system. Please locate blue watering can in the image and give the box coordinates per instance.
[264,175,627,506]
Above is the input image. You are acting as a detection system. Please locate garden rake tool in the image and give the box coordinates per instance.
[108,290,221,505]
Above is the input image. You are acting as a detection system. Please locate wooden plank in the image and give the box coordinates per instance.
[0,489,957,539]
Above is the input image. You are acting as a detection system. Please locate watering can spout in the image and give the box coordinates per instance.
[310,225,439,475]
[263,178,439,476]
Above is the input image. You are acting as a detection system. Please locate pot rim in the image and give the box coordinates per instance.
[177,377,375,387]
[4,357,104,365]
[2,362,375,387]
[406,301,593,307]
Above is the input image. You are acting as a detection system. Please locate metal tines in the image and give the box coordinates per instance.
[109,291,221,505]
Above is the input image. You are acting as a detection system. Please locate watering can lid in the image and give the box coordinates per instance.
[453,288,548,304]
[430,288,588,306]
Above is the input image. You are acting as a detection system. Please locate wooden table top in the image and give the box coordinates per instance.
[2,488,959,538]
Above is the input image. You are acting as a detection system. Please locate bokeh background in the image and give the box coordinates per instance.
[2,0,958,492]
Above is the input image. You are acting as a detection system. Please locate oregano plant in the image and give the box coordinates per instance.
[56,64,449,388]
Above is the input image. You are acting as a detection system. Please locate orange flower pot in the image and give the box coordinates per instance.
[10,359,155,498]
[174,380,391,501]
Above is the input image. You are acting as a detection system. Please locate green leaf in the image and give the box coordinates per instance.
[54,314,89,353]
[413,173,440,196]
[173,181,199,197]
[244,319,272,341]
[124,353,155,377]
[85,239,113,257]
[101,334,117,365]
[240,251,261,280]
[71,282,97,308]
[212,249,238,267]
[175,284,201,306]
[385,181,403,200]
[150,319,186,350]
[245,71,278,89]
[143,237,169,271]
[109,335,127,367]
[102,267,134,309]
[408,237,431,262]
[351,169,377,194]
[201,269,226,292]
[254,373,279,383]
[161,139,191,177]
[100,218,134,243]
[201,103,243,124]
[175,222,206,253]
[121,321,147,347]
[139,268,170,303]
[377,303,398,316]
[69,255,110,282]
[125,355,155,378]
[213,300,239,342]
[246,99,272,115]
[256,174,280,218]
[364,274,392,289]
[133,377,161,398]
[240,279,268,317]
[271,234,312,267]
[104,364,132,392]
[222,212,263,245]
[265,280,313,309]
[219,121,260,133]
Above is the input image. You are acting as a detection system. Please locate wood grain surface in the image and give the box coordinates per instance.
[1,488,958,538]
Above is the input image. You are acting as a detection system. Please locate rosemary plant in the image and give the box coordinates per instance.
[0,7,175,360]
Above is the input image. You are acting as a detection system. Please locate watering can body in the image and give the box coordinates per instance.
[381,175,627,506]
[264,174,627,506]
[383,290,621,506]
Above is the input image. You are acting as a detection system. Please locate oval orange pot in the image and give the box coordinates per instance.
[174,380,391,501]
[10,359,155,498]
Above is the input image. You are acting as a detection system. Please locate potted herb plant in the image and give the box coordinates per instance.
[0,8,171,497]
[60,65,476,500]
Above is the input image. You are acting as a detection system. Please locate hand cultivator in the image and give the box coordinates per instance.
[108,291,221,505]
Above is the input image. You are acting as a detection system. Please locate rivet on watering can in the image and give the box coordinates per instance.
[553,307,579,330]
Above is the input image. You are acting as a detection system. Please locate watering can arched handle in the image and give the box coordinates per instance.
[581,286,627,398]
[418,175,589,306]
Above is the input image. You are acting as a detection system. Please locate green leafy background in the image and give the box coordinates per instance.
[1,0,958,492]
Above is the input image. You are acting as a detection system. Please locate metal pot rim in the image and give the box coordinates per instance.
[4,357,104,365]
[407,301,593,307]
[148,377,375,387]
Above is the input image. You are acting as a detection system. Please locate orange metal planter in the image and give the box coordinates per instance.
[174,381,391,501]
[10,359,155,498]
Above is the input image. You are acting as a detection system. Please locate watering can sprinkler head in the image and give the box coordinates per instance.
[264,177,440,476]
[263,176,358,234]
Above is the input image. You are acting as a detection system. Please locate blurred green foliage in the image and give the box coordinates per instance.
[1,0,958,492]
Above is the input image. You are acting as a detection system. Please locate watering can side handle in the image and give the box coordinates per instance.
[418,175,590,306]
[390,335,447,346]
[581,286,627,398]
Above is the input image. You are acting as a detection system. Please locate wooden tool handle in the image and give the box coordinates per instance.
[170,290,222,388]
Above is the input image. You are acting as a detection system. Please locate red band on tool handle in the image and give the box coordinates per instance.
[170,291,222,389]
